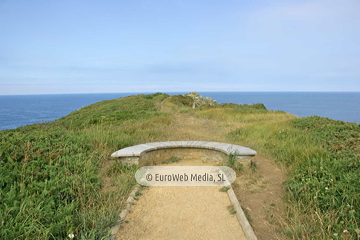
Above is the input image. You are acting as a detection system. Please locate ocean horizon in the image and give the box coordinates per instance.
[1,91,359,131]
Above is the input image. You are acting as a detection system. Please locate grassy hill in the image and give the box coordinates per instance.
[0,93,359,239]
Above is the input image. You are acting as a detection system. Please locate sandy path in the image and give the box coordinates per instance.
[114,104,287,239]
[116,162,246,240]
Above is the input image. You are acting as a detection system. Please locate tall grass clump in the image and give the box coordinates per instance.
[285,116,359,239]
[230,116,360,239]
[0,126,103,239]
[229,120,327,167]
[0,93,173,239]
[196,107,294,125]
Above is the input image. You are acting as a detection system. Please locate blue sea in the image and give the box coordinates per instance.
[0,92,359,131]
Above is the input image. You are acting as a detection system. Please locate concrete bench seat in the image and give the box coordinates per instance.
[111,141,256,166]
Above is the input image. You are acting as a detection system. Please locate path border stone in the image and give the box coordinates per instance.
[109,184,258,240]
[227,186,258,240]
[109,184,141,239]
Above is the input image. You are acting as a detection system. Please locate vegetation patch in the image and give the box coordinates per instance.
[1,92,359,239]
[0,127,103,239]
[227,205,237,215]
[184,92,218,108]
[0,93,170,239]
[167,95,193,107]
[226,153,244,172]
[286,117,359,239]
[230,115,359,239]
[219,186,230,192]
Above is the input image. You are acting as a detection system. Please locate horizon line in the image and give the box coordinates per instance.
[1,90,360,96]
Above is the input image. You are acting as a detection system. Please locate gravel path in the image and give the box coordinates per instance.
[116,162,246,240]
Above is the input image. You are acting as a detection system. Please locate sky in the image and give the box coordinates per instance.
[1,0,360,95]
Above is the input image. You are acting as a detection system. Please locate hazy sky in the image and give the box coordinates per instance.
[1,0,359,95]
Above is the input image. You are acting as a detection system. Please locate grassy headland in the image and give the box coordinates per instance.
[0,93,359,239]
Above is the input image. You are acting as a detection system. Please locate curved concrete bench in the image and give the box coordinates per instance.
[111,141,256,166]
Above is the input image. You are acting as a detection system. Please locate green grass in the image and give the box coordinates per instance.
[286,117,359,239]
[1,93,359,239]
[0,93,171,239]
[227,205,237,215]
[219,186,230,192]
[0,126,102,239]
[226,153,244,172]
[249,160,257,172]
[242,206,253,223]
[55,93,169,129]
[230,116,359,239]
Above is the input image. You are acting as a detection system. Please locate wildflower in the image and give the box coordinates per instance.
[325,187,328,190]
[68,234,74,239]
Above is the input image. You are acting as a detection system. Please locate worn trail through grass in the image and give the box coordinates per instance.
[115,107,287,240]
[3,93,358,239]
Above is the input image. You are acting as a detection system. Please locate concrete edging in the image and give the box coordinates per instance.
[109,184,258,240]
[109,184,141,239]
[227,186,258,240]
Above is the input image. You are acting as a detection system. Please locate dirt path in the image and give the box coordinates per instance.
[116,167,246,239]
[115,106,288,239]
[233,155,287,240]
